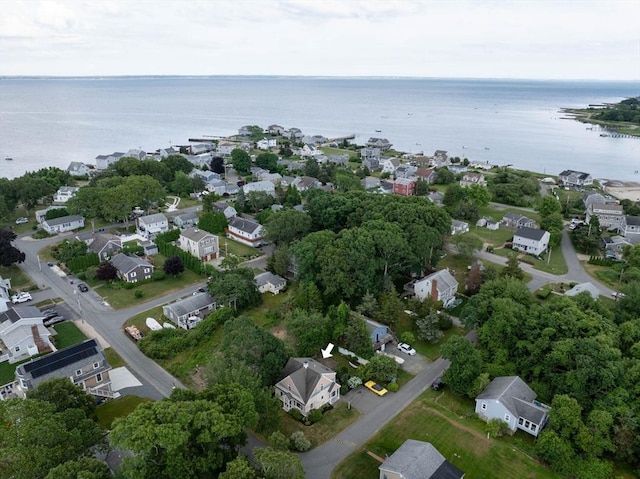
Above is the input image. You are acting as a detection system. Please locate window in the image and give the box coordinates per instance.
[525,420,531,428]
[93,362,99,369]
[504,414,511,422]
[331,391,336,397]
[75,369,82,376]
[518,417,524,426]
[14,346,20,352]
[96,373,103,382]
[131,272,137,277]
[481,402,487,410]
[531,424,537,432]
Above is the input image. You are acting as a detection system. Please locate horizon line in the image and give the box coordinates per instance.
[1,74,639,83]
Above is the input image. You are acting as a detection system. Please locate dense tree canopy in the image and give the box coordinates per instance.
[26,377,96,417]
[0,228,26,266]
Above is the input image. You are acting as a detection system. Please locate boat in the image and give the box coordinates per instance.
[375,129,382,133]
[145,317,163,331]
[4,157,13,161]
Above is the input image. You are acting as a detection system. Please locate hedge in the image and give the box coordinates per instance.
[67,253,100,273]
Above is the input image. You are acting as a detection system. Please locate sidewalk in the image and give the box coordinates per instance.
[73,319,110,349]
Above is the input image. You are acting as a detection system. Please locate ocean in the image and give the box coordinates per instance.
[0,76,639,181]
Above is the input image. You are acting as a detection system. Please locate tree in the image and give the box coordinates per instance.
[304,158,320,178]
[44,457,111,479]
[44,207,70,220]
[52,239,89,264]
[27,377,96,417]
[256,152,279,172]
[198,211,228,234]
[246,191,275,213]
[365,354,398,383]
[221,254,242,270]
[219,456,257,479]
[208,268,262,311]
[170,170,196,197]
[486,418,509,438]
[161,154,193,175]
[0,399,104,479]
[254,447,305,479]
[231,149,252,174]
[416,312,444,343]
[0,228,26,266]
[440,335,484,397]
[415,179,431,196]
[538,195,562,217]
[464,261,482,295]
[286,309,331,357]
[335,170,365,192]
[465,184,491,206]
[290,431,311,452]
[163,255,185,276]
[111,398,250,479]
[377,291,402,325]
[341,314,373,358]
[452,233,483,260]
[443,184,465,207]
[501,253,524,280]
[210,156,225,175]
[356,291,379,318]
[284,185,302,207]
[293,281,324,312]
[13,176,56,211]
[264,209,312,245]
[95,262,118,280]
[434,167,454,184]
[536,430,576,475]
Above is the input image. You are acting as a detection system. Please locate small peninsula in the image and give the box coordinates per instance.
[563,97,640,137]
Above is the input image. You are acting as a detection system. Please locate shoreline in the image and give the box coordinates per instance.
[601,180,640,202]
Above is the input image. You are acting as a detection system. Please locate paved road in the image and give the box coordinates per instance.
[15,233,200,399]
[475,228,615,297]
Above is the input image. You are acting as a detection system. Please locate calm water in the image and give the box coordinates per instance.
[1,77,639,181]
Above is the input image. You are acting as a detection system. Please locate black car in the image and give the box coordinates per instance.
[431,377,444,391]
[78,283,89,292]
[43,316,65,327]
[41,309,58,319]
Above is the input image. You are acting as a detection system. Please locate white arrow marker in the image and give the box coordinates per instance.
[321,343,334,359]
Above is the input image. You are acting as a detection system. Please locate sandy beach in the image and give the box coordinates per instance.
[603,181,640,202]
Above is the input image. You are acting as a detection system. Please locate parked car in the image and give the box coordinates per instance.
[77,283,89,292]
[15,217,29,224]
[41,310,59,320]
[364,380,388,397]
[431,377,444,391]
[397,343,416,356]
[11,292,32,304]
[611,292,626,299]
[43,316,65,327]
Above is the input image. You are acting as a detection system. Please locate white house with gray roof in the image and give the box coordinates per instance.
[243,180,276,197]
[475,376,550,437]
[177,227,219,262]
[66,161,92,177]
[619,215,640,244]
[0,275,11,313]
[254,272,287,295]
[559,169,593,187]
[14,339,115,399]
[42,215,85,234]
[95,152,125,170]
[275,358,340,416]
[513,227,550,257]
[136,213,169,239]
[411,269,458,307]
[379,439,465,479]
[0,306,53,364]
[162,293,217,330]
[226,217,264,247]
[110,253,154,283]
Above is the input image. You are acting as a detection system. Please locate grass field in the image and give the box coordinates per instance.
[96,395,152,429]
[52,321,87,349]
[332,389,560,479]
[104,348,126,368]
[492,247,568,275]
[320,147,359,160]
[0,264,36,292]
[222,238,260,259]
[279,403,360,448]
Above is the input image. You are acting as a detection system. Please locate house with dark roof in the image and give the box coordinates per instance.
[275,358,340,416]
[379,439,465,479]
[254,272,287,295]
[0,306,53,363]
[42,215,85,234]
[513,227,550,257]
[502,213,536,229]
[416,168,436,184]
[110,253,154,283]
[559,169,593,187]
[475,376,550,437]
[213,202,237,219]
[619,215,640,244]
[226,217,264,247]
[177,227,219,262]
[366,137,392,151]
[410,269,459,308]
[291,176,321,192]
[173,212,199,228]
[14,339,115,399]
[86,233,122,262]
[162,293,217,330]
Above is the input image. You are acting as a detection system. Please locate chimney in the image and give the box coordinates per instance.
[431,279,438,301]
[303,360,309,369]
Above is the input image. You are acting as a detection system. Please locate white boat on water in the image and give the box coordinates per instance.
[4,157,13,161]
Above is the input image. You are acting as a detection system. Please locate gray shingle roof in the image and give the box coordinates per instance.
[228,217,261,234]
[476,376,548,423]
[43,215,84,227]
[626,215,640,226]
[515,226,547,241]
[88,233,121,254]
[279,358,335,403]
[139,213,168,224]
[254,272,286,288]
[110,253,152,274]
[0,306,44,325]
[164,293,216,318]
[379,440,464,479]
[180,227,215,242]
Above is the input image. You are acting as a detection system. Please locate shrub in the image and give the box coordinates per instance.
[437,313,453,330]
[400,331,416,344]
[123,282,135,290]
[290,431,311,452]
[77,273,86,280]
[387,382,399,393]
[307,408,322,424]
[134,289,144,298]
[347,376,362,389]
[268,431,289,451]
[537,288,552,299]
[340,384,349,395]
[152,270,166,281]
[288,408,303,422]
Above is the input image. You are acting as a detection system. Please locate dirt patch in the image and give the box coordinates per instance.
[190,365,207,392]
[270,325,288,340]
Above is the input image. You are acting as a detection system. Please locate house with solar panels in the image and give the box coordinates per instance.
[14,339,116,399]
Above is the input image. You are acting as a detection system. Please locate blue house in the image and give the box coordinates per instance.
[364,318,394,351]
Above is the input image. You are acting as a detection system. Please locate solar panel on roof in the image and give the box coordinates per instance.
[23,340,99,379]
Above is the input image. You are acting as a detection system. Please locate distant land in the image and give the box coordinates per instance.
[563,97,640,137]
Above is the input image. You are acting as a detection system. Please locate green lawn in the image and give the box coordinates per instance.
[96,395,152,429]
[279,403,360,448]
[471,225,514,246]
[0,265,36,292]
[492,247,567,275]
[94,256,204,309]
[478,205,542,224]
[332,389,560,479]
[0,355,47,385]
[104,347,126,368]
[245,288,293,328]
[222,238,260,260]
[52,322,87,349]
[320,147,359,160]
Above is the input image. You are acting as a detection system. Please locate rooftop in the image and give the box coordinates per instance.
[515,226,547,241]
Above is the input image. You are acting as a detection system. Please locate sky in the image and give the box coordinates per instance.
[1,0,639,80]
